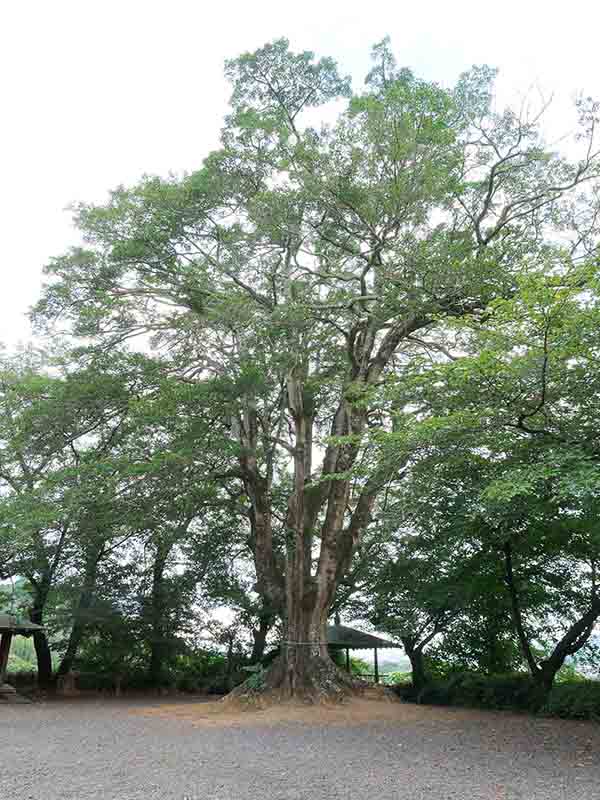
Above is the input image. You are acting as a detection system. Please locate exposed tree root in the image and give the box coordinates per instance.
[222,655,395,708]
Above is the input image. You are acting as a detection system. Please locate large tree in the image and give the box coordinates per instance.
[34,39,600,697]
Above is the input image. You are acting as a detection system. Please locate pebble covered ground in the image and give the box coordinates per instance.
[1,697,599,799]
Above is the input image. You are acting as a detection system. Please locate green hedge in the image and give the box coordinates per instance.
[394,672,600,720]
[6,648,235,695]
[395,672,536,710]
[541,681,600,721]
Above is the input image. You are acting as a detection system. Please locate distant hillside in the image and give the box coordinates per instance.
[379,658,411,674]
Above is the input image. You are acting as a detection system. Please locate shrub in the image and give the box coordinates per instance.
[393,671,600,720]
[172,650,228,693]
[76,671,121,692]
[349,656,372,676]
[394,671,536,711]
[71,648,229,694]
[394,682,420,701]
[541,681,600,721]
[243,665,267,691]
[387,670,412,686]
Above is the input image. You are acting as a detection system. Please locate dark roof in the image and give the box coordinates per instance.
[0,614,44,635]
[326,624,398,650]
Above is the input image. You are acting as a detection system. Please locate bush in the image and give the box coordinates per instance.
[387,671,412,686]
[69,648,229,694]
[172,650,228,694]
[448,672,535,711]
[7,654,34,672]
[393,671,600,720]
[394,671,536,711]
[76,671,122,692]
[541,681,600,721]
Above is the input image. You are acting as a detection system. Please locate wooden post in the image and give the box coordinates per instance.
[0,632,13,683]
[374,647,379,684]
[345,648,350,673]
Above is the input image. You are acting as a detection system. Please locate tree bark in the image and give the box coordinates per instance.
[503,541,541,678]
[233,314,427,699]
[402,641,428,691]
[250,612,273,664]
[147,540,173,687]
[236,404,285,618]
[277,371,339,695]
[29,599,53,689]
[537,599,600,693]
[504,540,600,701]
[58,551,101,676]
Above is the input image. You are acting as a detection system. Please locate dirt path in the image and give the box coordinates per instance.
[2,697,599,799]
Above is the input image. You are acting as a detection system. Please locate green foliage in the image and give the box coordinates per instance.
[7,636,36,671]
[387,670,412,685]
[7,654,35,672]
[396,672,538,711]
[395,672,600,721]
[172,651,228,693]
[73,605,146,678]
[244,664,267,692]
[75,637,229,694]
[4,38,600,695]
[349,656,371,675]
[541,682,600,720]
[330,649,371,675]
[555,663,588,684]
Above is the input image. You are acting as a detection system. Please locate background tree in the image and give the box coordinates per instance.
[377,271,600,697]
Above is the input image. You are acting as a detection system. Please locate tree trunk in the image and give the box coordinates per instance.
[503,541,542,677]
[147,541,172,687]
[250,613,273,664]
[533,598,600,701]
[403,641,428,691]
[234,319,412,700]
[58,553,101,676]
[264,375,354,698]
[30,601,53,689]
[504,540,600,705]
[225,635,236,692]
[262,603,353,699]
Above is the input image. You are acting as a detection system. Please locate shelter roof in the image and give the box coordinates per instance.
[0,614,44,635]
[326,624,397,650]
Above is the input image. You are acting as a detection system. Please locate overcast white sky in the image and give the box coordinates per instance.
[2,0,599,346]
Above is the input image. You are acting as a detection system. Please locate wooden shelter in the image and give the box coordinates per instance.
[326,624,398,683]
[0,613,43,702]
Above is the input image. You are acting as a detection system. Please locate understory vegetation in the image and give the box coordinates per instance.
[2,38,600,711]
[394,671,600,721]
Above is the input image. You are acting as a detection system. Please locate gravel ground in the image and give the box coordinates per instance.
[1,697,600,800]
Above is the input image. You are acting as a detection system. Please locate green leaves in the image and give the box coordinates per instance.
[15,38,600,684]
[225,38,351,122]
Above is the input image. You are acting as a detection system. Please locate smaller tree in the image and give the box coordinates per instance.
[365,532,477,689]
[380,269,600,698]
